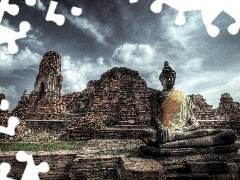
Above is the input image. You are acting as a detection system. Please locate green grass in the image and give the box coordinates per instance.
[0,141,86,152]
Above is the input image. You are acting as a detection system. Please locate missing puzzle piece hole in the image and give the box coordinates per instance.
[71,7,82,16]
[150,0,163,13]
[0,163,11,176]
[19,21,31,34]
[46,1,65,26]
[175,12,186,25]
[8,116,20,132]
[7,21,30,54]
[0,163,15,180]
[16,151,28,162]
[206,25,220,37]
[0,99,9,111]
[129,0,138,3]
[38,162,50,173]
[0,116,20,136]
[228,23,240,35]
[25,0,36,6]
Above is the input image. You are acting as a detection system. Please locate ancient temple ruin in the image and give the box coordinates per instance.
[12,51,64,120]
[9,51,240,137]
[68,67,154,128]
[3,51,240,179]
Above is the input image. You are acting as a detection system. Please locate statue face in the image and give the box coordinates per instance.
[161,74,175,90]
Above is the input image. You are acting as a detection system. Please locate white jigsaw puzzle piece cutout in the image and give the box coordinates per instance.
[0,0,32,54]
[0,21,31,54]
[71,6,82,16]
[46,0,65,26]
[0,0,19,23]
[129,0,138,4]
[25,0,37,6]
[0,99,9,111]
[150,0,240,37]
[0,163,16,180]
[0,116,19,136]
[16,151,49,180]
[0,99,19,136]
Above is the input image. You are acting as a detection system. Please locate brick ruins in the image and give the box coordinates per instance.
[1,51,240,180]
[189,94,217,120]
[4,51,240,137]
[12,51,64,120]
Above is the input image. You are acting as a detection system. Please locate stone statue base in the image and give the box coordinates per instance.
[140,143,239,156]
[141,128,238,156]
[143,129,237,150]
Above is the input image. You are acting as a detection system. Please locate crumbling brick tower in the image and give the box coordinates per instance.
[13,51,64,120]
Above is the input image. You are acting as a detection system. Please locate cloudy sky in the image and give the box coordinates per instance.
[1,0,240,110]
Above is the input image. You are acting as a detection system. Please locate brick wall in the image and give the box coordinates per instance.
[0,151,77,180]
[25,120,67,133]
[66,128,145,141]
[197,120,231,129]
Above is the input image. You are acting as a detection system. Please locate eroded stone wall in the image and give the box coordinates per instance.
[189,94,216,120]
[67,67,154,135]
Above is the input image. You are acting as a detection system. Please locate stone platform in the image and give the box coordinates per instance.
[69,139,240,180]
[1,139,240,179]
[69,139,166,179]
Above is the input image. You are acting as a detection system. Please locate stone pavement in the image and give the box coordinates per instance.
[70,138,240,180]
[69,139,165,179]
[80,139,144,157]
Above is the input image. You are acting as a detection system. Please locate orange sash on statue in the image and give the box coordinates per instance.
[160,89,185,129]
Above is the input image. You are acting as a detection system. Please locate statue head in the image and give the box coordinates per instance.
[159,61,176,91]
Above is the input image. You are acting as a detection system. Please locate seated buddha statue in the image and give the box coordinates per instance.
[141,61,237,155]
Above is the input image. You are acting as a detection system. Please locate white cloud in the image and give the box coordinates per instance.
[163,11,202,47]
[96,57,104,65]
[20,28,44,49]
[112,43,154,64]
[62,55,109,94]
[23,33,44,47]
[36,0,46,11]
[196,75,240,108]
[64,11,112,45]
[0,46,41,76]
[111,43,163,73]
[1,19,16,30]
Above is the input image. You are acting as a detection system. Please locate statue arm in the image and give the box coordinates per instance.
[151,115,169,143]
[149,91,169,143]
